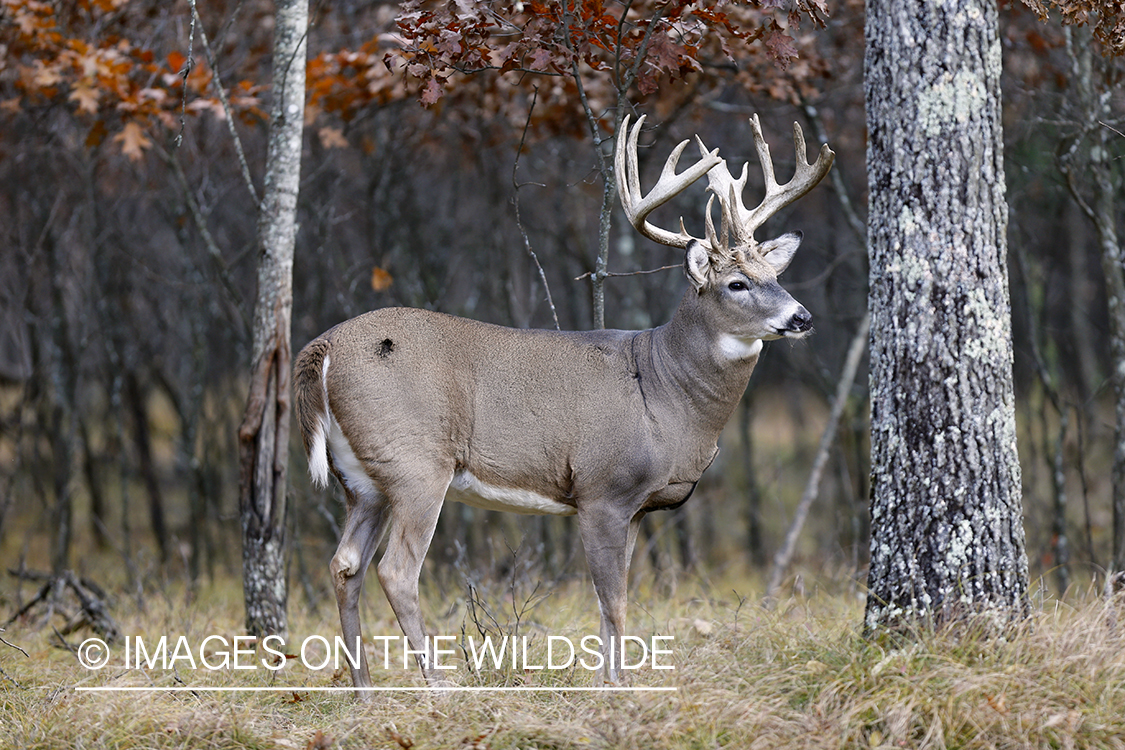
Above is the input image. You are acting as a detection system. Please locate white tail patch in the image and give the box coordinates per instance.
[307,352,383,503]
[324,410,381,503]
[306,354,332,488]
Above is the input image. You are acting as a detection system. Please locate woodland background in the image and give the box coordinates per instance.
[0,0,1123,605]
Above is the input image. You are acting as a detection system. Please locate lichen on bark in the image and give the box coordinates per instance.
[864,0,1030,632]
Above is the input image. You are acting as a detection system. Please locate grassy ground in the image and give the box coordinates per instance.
[3,569,1125,750]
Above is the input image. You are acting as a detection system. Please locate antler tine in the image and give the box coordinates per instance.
[703,193,726,252]
[699,131,752,249]
[615,114,723,250]
[740,114,836,242]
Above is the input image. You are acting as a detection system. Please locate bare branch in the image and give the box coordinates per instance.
[511,88,560,331]
[174,7,196,149]
[801,101,866,242]
[186,0,260,206]
[575,264,682,281]
[0,630,29,659]
[159,145,252,337]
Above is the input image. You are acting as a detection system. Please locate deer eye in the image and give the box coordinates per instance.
[728,280,748,292]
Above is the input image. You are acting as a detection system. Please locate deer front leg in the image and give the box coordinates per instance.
[578,504,644,685]
[376,479,448,685]
[330,491,386,701]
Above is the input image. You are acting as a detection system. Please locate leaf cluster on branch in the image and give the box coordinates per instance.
[387,0,828,109]
[1,0,836,159]
[1,0,266,160]
[1020,0,1125,55]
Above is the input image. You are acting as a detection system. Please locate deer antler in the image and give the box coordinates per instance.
[615,114,723,250]
[701,114,835,248]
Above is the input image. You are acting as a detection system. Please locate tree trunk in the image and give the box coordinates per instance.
[1063,27,1125,587]
[1095,131,1125,587]
[46,235,77,574]
[239,0,308,638]
[864,0,1029,629]
[740,394,766,567]
[126,372,168,563]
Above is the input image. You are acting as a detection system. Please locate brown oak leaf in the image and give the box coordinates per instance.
[113,121,152,161]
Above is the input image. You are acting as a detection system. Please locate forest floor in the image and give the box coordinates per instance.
[2,565,1125,750]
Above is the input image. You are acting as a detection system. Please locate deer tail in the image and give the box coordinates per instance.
[294,333,334,488]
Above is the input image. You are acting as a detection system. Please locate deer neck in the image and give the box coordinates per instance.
[646,288,759,434]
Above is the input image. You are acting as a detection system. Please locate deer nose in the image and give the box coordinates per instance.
[787,306,813,333]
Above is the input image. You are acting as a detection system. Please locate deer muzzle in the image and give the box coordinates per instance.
[784,306,813,336]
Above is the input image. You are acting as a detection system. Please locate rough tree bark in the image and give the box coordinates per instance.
[864,0,1030,629]
[238,0,308,637]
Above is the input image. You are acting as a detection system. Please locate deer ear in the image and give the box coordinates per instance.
[685,240,712,291]
[760,231,802,274]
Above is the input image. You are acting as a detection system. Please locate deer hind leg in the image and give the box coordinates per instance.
[579,505,644,685]
[330,486,387,700]
[376,474,449,684]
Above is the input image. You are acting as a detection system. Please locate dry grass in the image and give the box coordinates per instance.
[3,571,1125,750]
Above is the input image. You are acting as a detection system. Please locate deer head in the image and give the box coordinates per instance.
[615,113,835,345]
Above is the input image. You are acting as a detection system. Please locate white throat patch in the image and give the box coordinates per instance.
[717,334,763,361]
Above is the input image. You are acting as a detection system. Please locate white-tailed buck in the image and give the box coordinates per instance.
[295,114,833,695]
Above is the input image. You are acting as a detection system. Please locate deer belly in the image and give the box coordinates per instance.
[446,471,577,516]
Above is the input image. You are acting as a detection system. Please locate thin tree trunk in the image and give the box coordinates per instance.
[126,372,168,563]
[80,416,110,550]
[1013,241,1072,594]
[1096,144,1125,586]
[1062,27,1125,587]
[46,235,77,575]
[239,0,308,638]
[740,393,766,566]
[1066,201,1099,402]
[864,0,1029,629]
[674,506,696,572]
[767,312,869,599]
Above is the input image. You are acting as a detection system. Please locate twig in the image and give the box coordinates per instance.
[0,663,22,689]
[186,0,260,205]
[1100,119,1125,141]
[574,264,681,281]
[786,249,863,290]
[2,581,51,630]
[465,583,503,639]
[0,629,26,689]
[4,570,121,642]
[512,87,560,330]
[51,626,77,657]
[174,4,196,149]
[159,144,252,336]
[765,311,870,600]
[0,630,29,658]
[801,101,866,242]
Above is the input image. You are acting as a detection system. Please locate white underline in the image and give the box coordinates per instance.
[75,685,677,693]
